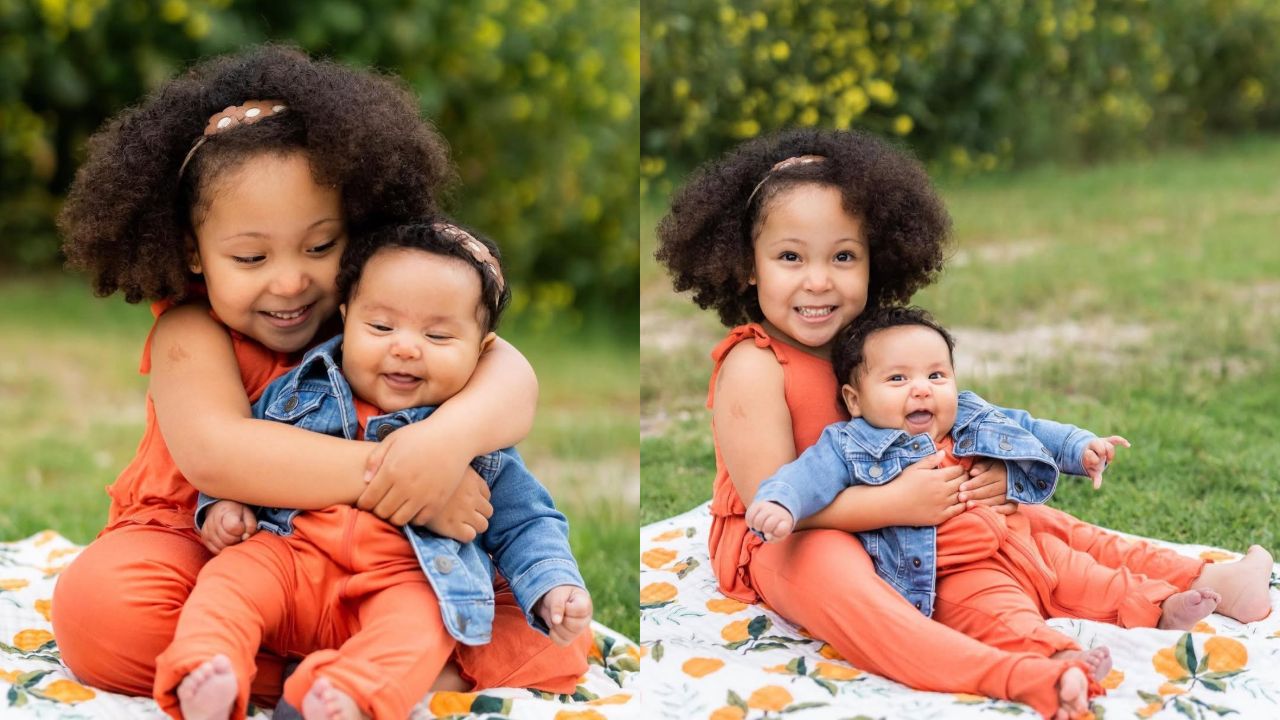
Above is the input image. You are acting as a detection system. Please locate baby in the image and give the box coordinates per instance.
[747,305,1221,683]
[155,221,592,720]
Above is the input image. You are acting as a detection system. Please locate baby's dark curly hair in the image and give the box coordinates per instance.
[338,219,511,333]
[832,306,955,397]
[59,44,455,304]
[655,129,952,327]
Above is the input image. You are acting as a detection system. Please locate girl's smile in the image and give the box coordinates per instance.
[751,183,869,357]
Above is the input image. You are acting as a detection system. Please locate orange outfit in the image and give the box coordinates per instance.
[706,324,1203,718]
[930,438,1179,657]
[52,303,588,708]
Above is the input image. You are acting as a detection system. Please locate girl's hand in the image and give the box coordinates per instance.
[745,500,795,542]
[891,451,967,526]
[357,421,480,528]
[1082,435,1131,489]
[962,458,1018,515]
[535,585,594,646]
[200,500,258,555]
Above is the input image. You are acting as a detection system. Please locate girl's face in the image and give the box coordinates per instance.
[340,248,495,412]
[189,151,345,353]
[751,183,870,357]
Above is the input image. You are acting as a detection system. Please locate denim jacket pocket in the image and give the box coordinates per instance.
[851,456,904,486]
[262,389,327,423]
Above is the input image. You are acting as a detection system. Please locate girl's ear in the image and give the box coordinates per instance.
[479,332,497,354]
[187,236,203,275]
[841,383,862,418]
[339,304,347,321]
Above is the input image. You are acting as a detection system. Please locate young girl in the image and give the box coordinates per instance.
[655,128,1273,719]
[53,45,591,709]
[155,220,592,720]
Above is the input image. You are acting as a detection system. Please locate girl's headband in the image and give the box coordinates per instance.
[430,221,506,305]
[745,154,827,208]
[178,100,288,178]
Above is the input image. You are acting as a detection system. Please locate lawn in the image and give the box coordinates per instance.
[641,135,1280,554]
[0,277,639,639]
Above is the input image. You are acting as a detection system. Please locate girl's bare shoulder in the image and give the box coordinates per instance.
[716,338,784,398]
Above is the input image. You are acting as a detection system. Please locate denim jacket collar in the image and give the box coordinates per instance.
[840,391,989,458]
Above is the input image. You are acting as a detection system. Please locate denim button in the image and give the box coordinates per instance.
[376,424,394,441]
[1037,480,1047,489]
[283,395,298,412]
[999,436,1013,451]
[959,438,973,450]
[869,464,883,478]
[1015,482,1024,493]
[914,601,922,610]
[912,557,921,568]
[456,611,468,633]
[433,555,454,574]
[911,441,921,451]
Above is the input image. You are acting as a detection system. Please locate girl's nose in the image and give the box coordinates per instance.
[803,265,832,292]
[270,265,310,297]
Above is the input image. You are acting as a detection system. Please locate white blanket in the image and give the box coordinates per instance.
[0,531,638,718]
[640,502,1280,719]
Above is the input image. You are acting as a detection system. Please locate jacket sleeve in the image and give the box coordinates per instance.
[753,424,854,522]
[991,403,1095,478]
[479,449,585,635]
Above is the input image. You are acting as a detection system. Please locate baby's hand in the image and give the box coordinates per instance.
[536,585,593,646]
[745,500,794,542]
[1082,436,1131,489]
[199,500,258,555]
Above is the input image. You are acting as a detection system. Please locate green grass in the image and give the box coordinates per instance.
[0,275,638,639]
[641,135,1280,552]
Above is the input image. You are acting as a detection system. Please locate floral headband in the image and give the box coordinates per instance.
[745,154,827,208]
[430,221,506,305]
[178,100,288,178]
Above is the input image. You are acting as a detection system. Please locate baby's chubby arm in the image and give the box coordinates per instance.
[195,497,258,555]
[1080,435,1131,489]
[747,425,854,540]
[987,395,1128,490]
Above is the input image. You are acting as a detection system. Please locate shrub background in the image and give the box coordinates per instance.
[641,0,1280,192]
[1,0,639,322]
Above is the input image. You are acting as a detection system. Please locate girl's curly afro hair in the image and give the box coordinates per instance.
[655,128,952,327]
[59,44,455,304]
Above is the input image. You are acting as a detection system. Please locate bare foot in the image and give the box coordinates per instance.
[1159,588,1222,630]
[1194,545,1273,623]
[176,655,238,720]
[301,677,367,720]
[430,660,470,692]
[1052,665,1089,720]
[1053,646,1112,681]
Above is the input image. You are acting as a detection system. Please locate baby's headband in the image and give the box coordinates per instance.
[178,100,288,178]
[430,221,506,306]
[745,154,827,208]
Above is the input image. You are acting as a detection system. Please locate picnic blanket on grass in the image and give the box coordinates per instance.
[0,530,639,719]
[640,502,1280,720]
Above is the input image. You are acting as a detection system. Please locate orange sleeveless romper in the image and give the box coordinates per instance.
[52,302,587,705]
[708,325,1106,717]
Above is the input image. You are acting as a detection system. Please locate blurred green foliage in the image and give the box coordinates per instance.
[0,0,639,322]
[641,0,1280,192]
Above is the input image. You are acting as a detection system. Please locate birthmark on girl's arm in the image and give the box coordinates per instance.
[168,343,191,363]
[730,401,747,419]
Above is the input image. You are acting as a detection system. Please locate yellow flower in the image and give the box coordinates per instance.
[681,658,724,678]
[0,579,29,592]
[720,619,750,643]
[1199,550,1236,563]
[1152,647,1188,681]
[892,114,914,135]
[1193,621,1215,634]
[554,710,606,720]
[427,691,476,715]
[770,41,790,62]
[706,598,747,614]
[1137,701,1163,718]
[709,706,745,720]
[818,643,844,661]
[39,679,95,703]
[1158,682,1186,696]
[1100,668,1124,689]
[640,582,677,605]
[13,629,54,652]
[953,693,986,704]
[865,79,896,105]
[651,528,685,542]
[1204,636,1247,672]
[813,661,861,680]
[747,685,792,712]
[34,599,52,622]
[763,663,790,674]
[641,548,676,569]
[586,693,631,705]
[0,669,20,683]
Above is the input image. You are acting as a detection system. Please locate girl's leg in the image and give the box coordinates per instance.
[750,529,1089,719]
[51,525,287,702]
[284,579,456,719]
[452,575,592,693]
[153,533,300,720]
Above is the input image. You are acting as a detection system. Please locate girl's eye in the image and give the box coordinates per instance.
[779,251,800,262]
[232,255,265,265]
[835,251,856,262]
[308,238,340,255]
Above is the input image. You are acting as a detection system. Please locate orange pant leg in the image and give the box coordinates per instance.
[52,524,286,704]
[1036,533,1178,628]
[934,564,1080,658]
[748,529,1085,719]
[1021,504,1203,590]
[453,575,592,693]
[153,532,307,720]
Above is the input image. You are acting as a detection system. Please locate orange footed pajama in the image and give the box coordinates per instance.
[748,528,1101,719]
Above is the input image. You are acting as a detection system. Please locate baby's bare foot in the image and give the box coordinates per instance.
[1052,665,1089,720]
[1194,545,1273,623]
[176,655,237,720]
[1053,646,1112,681]
[1159,588,1222,630]
[301,677,367,720]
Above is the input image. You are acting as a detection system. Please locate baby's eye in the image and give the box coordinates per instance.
[307,238,341,255]
[232,255,265,265]
[779,251,800,262]
[929,371,948,380]
[887,373,906,382]
[425,333,453,342]
[366,323,392,333]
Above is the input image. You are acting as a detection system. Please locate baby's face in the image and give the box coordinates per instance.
[841,324,958,444]
[341,247,493,412]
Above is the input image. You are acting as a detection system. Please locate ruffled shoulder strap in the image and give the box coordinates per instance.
[707,323,788,408]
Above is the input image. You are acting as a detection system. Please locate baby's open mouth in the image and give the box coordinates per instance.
[906,410,933,425]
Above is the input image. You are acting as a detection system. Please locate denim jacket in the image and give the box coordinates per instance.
[196,335,584,645]
[753,390,1096,617]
